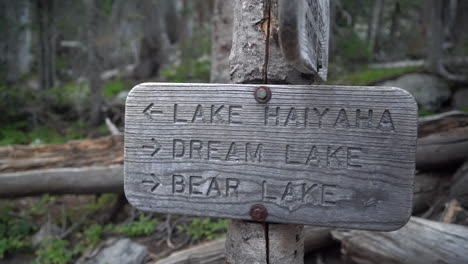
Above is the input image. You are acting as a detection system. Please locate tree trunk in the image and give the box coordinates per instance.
[86,0,103,126]
[156,226,332,264]
[367,0,384,56]
[332,217,468,264]
[226,0,316,263]
[427,0,444,74]
[36,0,56,90]
[210,0,234,83]
[132,0,171,80]
[426,0,467,82]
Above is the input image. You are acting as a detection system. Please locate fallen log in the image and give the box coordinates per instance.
[450,158,468,208]
[0,135,123,173]
[0,113,466,197]
[155,238,225,264]
[418,110,468,137]
[412,172,450,214]
[416,126,468,171]
[332,217,468,264]
[154,227,333,264]
[0,165,124,197]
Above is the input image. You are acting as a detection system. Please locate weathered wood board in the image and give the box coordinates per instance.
[279,0,329,81]
[124,83,417,231]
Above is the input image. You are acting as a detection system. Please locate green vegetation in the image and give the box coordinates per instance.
[0,122,88,146]
[328,66,421,86]
[161,57,210,83]
[180,218,227,241]
[418,109,437,117]
[82,224,104,249]
[33,240,72,264]
[103,80,127,98]
[336,32,372,64]
[0,204,36,259]
[161,27,211,83]
[111,215,158,237]
[28,195,56,216]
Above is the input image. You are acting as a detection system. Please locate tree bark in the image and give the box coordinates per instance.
[225,0,317,263]
[156,226,332,264]
[332,217,468,264]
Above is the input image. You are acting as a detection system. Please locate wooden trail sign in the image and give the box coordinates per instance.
[124,83,417,231]
[279,0,329,81]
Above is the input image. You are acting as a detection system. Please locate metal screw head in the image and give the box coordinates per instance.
[255,86,271,103]
[257,88,267,99]
[250,204,268,222]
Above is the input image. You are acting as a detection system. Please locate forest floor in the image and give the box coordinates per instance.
[1,194,227,263]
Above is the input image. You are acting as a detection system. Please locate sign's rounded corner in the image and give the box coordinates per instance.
[391,86,419,112]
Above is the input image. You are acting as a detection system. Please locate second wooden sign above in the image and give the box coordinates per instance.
[124,83,417,231]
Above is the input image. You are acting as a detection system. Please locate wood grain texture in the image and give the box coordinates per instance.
[229,0,313,84]
[155,225,332,264]
[124,83,417,230]
[332,217,468,264]
[279,0,329,80]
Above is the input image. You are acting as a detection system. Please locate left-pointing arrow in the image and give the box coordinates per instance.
[142,138,162,157]
[143,103,163,120]
[142,173,161,192]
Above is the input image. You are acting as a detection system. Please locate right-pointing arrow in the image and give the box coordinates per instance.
[142,173,161,193]
[142,138,162,157]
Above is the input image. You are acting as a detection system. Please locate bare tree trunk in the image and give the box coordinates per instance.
[426,0,467,82]
[427,0,444,74]
[367,0,384,55]
[389,2,400,40]
[210,0,234,83]
[36,0,55,90]
[132,0,171,80]
[86,0,103,126]
[226,0,314,263]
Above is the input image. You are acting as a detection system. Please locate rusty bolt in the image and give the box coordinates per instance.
[255,86,271,103]
[250,204,268,222]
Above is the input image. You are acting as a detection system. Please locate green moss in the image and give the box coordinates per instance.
[418,109,437,117]
[328,66,421,86]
